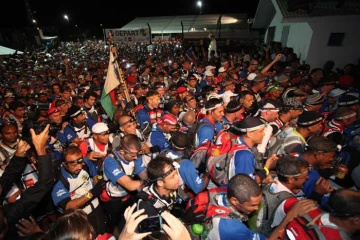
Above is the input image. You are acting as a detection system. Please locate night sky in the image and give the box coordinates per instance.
[1,0,259,38]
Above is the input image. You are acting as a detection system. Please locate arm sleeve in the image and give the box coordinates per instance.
[197,125,214,146]
[103,157,126,184]
[218,218,266,240]
[150,132,168,151]
[136,110,150,126]
[52,181,71,207]
[4,155,54,225]
[178,160,204,194]
[0,155,27,200]
[133,156,146,175]
[56,131,67,144]
[234,151,256,180]
[63,127,77,142]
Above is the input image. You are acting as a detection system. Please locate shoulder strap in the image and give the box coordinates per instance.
[109,152,133,177]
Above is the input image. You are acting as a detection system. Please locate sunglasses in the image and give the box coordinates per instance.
[64,157,84,166]
[123,148,143,156]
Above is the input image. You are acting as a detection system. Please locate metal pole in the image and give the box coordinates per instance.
[181,21,184,42]
[147,23,152,44]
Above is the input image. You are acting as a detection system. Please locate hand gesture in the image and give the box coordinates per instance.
[119,204,151,240]
[274,54,283,62]
[16,216,43,237]
[262,174,277,185]
[15,140,31,157]
[61,121,68,132]
[286,199,317,221]
[86,151,104,161]
[30,124,49,155]
[265,154,279,170]
[161,211,191,240]
[314,177,334,195]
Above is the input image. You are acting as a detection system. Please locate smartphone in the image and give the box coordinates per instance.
[138,215,164,233]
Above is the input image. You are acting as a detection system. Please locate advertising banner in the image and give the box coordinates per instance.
[105,28,151,43]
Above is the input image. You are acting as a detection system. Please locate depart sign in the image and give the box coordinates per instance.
[105,28,151,43]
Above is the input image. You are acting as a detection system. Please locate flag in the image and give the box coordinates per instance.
[101,49,120,119]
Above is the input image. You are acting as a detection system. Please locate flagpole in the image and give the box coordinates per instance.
[107,30,136,120]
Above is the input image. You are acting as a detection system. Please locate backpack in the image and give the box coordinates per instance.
[185,121,210,158]
[285,209,351,240]
[183,187,234,225]
[206,140,249,186]
[248,184,293,236]
[190,141,212,174]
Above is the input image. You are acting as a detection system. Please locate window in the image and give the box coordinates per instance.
[327,33,345,46]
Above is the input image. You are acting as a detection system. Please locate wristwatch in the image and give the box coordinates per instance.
[85,192,92,199]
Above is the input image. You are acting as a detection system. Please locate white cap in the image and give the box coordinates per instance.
[222,90,238,103]
[92,122,109,134]
[205,65,216,71]
[218,67,226,73]
[207,93,224,101]
[204,71,214,77]
[328,88,346,98]
[247,73,257,81]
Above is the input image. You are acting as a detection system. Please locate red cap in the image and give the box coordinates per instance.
[177,86,187,94]
[47,107,60,116]
[127,75,136,84]
[159,114,178,125]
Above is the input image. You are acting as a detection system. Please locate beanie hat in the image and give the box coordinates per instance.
[305,93,325,106]
[338,94,359,107]
[229,117,265,135]
[297,111,323,127]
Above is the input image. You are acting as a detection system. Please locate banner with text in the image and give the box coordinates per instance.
[105,28,151,43]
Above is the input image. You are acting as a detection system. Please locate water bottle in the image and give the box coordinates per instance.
[191,224,204,236]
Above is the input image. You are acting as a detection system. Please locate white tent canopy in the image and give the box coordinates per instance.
[0,46,23,56]
[120,14,249,34]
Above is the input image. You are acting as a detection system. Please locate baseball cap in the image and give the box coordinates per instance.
[218,67,226,73]
[159,113,178,125]
[47,107,60,116]
[177,86,187,94]
[222,90,238,104]
[92,122,109,134]
[247,73,257,81]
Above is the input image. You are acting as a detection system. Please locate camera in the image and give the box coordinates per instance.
[22,120,61,144]
[138,215,165,234]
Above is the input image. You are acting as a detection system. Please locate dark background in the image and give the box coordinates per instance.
[0,0,259,38]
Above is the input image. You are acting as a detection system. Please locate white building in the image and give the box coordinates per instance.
[252,0,360,69]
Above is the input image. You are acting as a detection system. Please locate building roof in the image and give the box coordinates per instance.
[0,45,23,56]
[120,14,249,34]
[277,0,360,19]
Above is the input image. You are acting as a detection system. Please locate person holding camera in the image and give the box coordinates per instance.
[51,145,106,235]
[0,124,54,239]
[102,134,148,234]
[136,156,181,239]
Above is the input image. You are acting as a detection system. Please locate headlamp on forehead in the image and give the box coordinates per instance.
[158,162,179,180]
[119,118,136,127]
[305,144,342,153]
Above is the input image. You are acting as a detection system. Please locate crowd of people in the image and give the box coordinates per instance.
[0,35,359,240]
